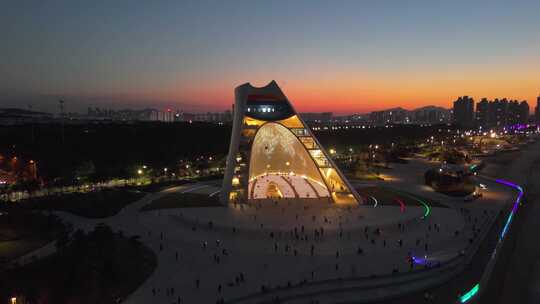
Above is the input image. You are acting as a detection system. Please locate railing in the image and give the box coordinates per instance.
[457,177,524,303]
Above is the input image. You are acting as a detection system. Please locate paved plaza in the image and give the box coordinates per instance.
[34,154,518,304]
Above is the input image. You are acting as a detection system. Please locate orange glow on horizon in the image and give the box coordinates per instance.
[69,61,540,114]
[162,63,540,114]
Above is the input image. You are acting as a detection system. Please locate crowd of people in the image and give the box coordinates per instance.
[140,193,493,303]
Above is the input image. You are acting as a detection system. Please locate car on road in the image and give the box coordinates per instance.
[464,191,483,202]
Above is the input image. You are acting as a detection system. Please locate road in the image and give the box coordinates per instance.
[487,140,540,304]
[373,139,540,304]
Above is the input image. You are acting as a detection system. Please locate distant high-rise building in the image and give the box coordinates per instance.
[536,95,540,122]
[453,96,475,127]
[474,98,529,128]
[488,98,507,127]
[506,100,521,126]
[369,107,409,125]
[517,100,529,124]
[299,112,333,123]
[475,98,489,127]
[411,106,451,124]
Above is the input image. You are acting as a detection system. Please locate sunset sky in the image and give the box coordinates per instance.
[1,1,540,114]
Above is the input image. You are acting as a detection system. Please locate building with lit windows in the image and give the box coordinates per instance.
[453,96,475,127]
[475,98,530,127]
[536,95,540,122]
[221,81,362,205]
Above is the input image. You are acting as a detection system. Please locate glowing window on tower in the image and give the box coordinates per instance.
[300,137,316,149]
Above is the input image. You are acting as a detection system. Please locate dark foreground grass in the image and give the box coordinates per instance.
[0,224,157,304]
[141,192,222,211]
[20,189,145,218]
[0,210,65,261]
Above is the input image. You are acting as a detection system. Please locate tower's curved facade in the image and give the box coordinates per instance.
[221,81,362,205]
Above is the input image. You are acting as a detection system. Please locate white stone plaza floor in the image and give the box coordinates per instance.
[47,157,517,304]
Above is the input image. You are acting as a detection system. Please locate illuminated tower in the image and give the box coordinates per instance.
[221,81,362,205]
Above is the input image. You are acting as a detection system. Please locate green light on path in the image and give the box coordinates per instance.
[387,188,431,218]
[460,283,479,303]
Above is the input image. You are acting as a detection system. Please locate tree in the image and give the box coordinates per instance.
[353,159,370,179]
[75,160,96,183]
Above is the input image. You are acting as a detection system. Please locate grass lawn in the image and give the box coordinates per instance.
[141,192,222,211]
[345,170,384,181]
[0,239,49,262]
[125,179,194,193]
[0,210,65,262]
[1,224,157,304]
[124,174,223,193]
[19,189,145,218]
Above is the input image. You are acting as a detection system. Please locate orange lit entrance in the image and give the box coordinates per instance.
[266,182,283,199]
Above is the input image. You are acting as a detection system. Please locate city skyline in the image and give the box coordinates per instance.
[2,1,540,114]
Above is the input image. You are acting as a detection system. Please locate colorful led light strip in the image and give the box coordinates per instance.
[495,179,523,241]
[460,283,480,303]
[458,179,523,303]
[411,255,427,265]
[388,189,431,218]
[370,196,378,208]
[394,198,405,213]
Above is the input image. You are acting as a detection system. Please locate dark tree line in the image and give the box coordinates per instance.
[0,122,231,185]
[0,122,452,185]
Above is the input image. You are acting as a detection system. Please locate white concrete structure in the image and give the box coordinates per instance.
[221,81,361,205]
